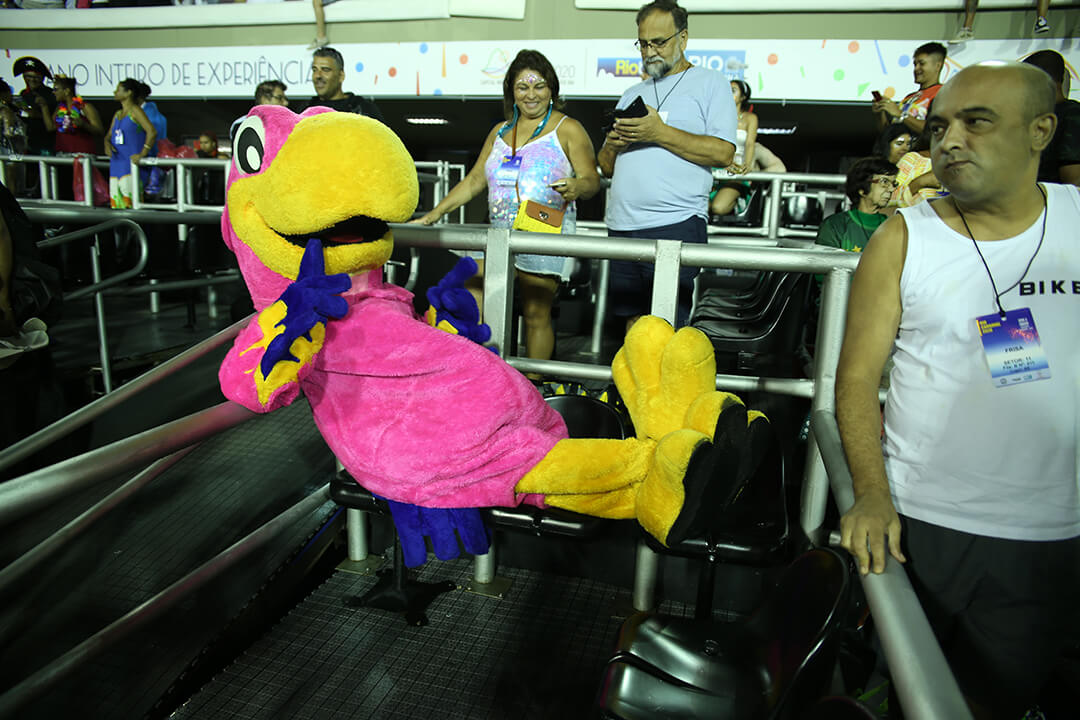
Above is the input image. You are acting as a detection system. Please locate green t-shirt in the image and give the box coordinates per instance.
[815,209,887,253]
[813,209,888,291]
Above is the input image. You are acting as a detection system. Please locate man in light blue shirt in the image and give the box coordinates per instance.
[598,0,737,330]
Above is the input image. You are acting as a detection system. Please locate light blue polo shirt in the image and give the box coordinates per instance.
[605,66,737,231]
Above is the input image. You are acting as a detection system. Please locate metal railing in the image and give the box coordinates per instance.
[36,218,151,392]
[0,219,967,719]
[709,170,845,239]
[814,410,972,720]
[3,153,465,214]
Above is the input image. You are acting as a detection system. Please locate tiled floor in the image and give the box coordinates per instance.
[172,559,694,720]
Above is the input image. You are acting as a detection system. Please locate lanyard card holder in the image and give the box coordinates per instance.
[976,307,1051,388]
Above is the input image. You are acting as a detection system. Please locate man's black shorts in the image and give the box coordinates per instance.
[900,515,1080,715]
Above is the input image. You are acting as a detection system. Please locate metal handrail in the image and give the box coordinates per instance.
[32,217,151,392]
[37,217,149,300]
[0,485,332,719]
[0,316,248,474]
[0,447,197,598]
[812,409,973,720]
[0,401,254,527]
[0,222,967,719]
[4,154,459,213]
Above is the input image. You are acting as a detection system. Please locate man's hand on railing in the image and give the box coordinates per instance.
[839,486,906,575]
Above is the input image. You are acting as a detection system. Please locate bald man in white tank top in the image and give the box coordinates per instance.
[836,62,1080,720]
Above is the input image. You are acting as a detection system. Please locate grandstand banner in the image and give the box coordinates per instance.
[8,38,1077,102]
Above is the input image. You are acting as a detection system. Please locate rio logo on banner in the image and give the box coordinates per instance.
[596,49,745,80]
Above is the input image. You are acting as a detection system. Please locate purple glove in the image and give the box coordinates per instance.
[426,256,492,346]
[261,238,351,378]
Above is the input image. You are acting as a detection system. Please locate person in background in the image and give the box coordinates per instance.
[599,0,737,331]
[752,141,786,173]
[105,79,156,209]
[230,80,289,141]
[951,0,1052,42]
[0,80,27,191]
[710,79,758,218]
[41,76,103,155]
[134,81,166,156]
[195,132,225,206]
[14,57,55,159]
[893,128,947,207]
[873,42,946,137]
[13,57,55,197]
[1022,49,1079,186]
[196,132,218,159]
[816,156,897,255]
[255,79,289,108]
[872,123,914,165]
[411,49,601,371]
[303,47,384,123]
[40,75,104,203]
[308,0,342,51]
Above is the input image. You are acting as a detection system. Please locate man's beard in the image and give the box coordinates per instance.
[644,56,672,80]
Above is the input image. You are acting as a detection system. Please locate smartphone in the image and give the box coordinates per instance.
[550,180,568,189]
[871,90,883,101]
[614,95,648,120]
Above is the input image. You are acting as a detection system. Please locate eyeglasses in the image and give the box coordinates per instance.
[635,31,680,52]
[873,176,899,188]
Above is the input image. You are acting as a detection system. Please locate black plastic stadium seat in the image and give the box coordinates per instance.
[642,419,791,619]
[597,548,853,720]
[484,394,628,539]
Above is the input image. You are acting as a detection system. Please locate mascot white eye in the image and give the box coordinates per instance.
[233,116,266,175]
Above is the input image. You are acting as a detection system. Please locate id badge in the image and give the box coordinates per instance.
[976,308,1051,388]
[494,155,522,186]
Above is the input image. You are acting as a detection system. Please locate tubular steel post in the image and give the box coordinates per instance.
[80,155,92,207]
[767,176,783,239]
[176,163,187,212]
[89,238,113,394]
[346,509,370,561]
[484,227,514,356]
[130,157,140,210]
[590,259,610,356]
[813,410,973,720]
[650,239,682,326]
[632,540,659,611]
[800,267,851,543]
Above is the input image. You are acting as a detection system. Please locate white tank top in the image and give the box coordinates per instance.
[884,183,1080,541]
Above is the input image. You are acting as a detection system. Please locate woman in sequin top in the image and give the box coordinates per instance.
[412,49,601,371]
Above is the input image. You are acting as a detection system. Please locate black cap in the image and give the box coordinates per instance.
[13,56,53,80]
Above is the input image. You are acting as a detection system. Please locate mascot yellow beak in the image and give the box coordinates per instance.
[227,111,419,279]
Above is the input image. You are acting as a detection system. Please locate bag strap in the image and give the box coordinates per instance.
[511,116,568,211]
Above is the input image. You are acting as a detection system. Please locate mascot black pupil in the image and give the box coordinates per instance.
[236,128,263,174]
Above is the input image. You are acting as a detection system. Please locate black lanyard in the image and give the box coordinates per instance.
[653,67,690,111]
[954,185,1047,320]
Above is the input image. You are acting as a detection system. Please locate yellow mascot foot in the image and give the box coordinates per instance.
[612,316,717,442]
[635,428,711,545]
[636,399,758,546]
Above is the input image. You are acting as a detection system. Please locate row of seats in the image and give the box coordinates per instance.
[692,269,812,378]
[329,391,863,718]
